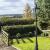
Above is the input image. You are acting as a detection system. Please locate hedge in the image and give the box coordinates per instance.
[2,24,35,33]
[2,24,42,38]
[0,17,34,26]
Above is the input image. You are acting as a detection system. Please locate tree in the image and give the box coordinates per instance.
[37,0,50,21]
[37,0,49,29]
[23,3,32,19]
[45,0,50,18]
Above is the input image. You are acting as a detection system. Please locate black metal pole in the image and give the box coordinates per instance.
[35,10,38,50]
[34,2,38,50]
[8,34,9,46]
[0,26,1,32]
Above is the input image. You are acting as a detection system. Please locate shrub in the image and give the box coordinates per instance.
[2,25,42,38]
[45,33,48,36]
[2,25,35,33]
[40,21,48,30]
[0,17,34,26]
[41,32,48,37]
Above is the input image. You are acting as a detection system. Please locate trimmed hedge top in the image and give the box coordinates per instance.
[2,24,42,36]
[2,24,35,31]
[0,17,34,25]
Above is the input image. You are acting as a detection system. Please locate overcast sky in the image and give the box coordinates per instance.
[0,0,35,15]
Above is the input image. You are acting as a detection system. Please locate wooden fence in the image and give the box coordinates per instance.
[1,30,9,46]
[42,30,50,37]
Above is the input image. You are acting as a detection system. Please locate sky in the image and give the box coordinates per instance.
[0,0,35,15]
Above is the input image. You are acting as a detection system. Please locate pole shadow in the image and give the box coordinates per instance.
[21,38,26,43]
[27,38,33,43]
[16,38,20,44]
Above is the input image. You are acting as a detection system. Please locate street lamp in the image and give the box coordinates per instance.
[34,0,40,50]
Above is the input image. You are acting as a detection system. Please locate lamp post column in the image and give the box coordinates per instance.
[34,0,39,50]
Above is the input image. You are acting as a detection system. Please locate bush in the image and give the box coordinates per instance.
[40,21,48,30]
[0,17,34,26]
[2,25,42,38]
[45,33,48,36]
[2,25,35,33]
[41,32,48,37]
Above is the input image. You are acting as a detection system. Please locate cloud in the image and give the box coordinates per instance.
[0,0,35,15]
[0,0,20,2]
[5,0,20,2]
[0,7,23,14]
[0,0,4,2]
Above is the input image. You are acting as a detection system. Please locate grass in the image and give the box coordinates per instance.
[12,37,50,50]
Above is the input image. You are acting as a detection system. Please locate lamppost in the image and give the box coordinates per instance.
[8,34,9,46]
[34,0,40,50]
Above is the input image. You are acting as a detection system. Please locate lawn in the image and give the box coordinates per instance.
[12,37,50,50]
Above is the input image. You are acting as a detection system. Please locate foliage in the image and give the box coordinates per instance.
[40,21,48,30]
[41,32,49,37]
[45,0,50,18]
[23,3,32,19]
[2,25,42,38]
[38,0,50,19]
[0,17,34,26]
[37,0,50,29]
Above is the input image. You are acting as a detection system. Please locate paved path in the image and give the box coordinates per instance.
[0,33,18,50]
[42,30,50,32]
[0,46,18,50]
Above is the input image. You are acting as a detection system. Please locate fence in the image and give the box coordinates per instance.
[1,30,9,46]
[42,30,50,37]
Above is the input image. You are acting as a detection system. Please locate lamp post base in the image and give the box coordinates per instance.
[35,39,38,50]
[35,44,38,50]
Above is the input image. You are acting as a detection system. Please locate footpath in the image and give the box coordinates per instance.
[0,33,18,50]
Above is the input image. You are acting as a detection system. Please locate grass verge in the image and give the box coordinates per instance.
[12,37,50,50]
